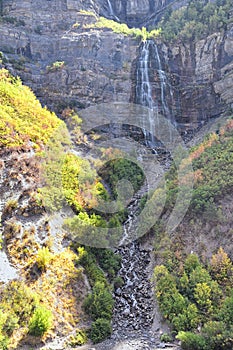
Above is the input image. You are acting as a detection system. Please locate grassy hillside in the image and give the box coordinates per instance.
[153,117,233,349]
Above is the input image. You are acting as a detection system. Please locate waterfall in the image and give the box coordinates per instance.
[135,40,174,145]
[136,40,154,109]
[136,40,156,146]
[154,43,173,121]
[106,0,119,21]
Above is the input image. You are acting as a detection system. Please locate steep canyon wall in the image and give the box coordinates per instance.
[0,0,232,128]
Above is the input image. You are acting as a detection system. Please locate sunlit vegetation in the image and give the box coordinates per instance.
[28,305,53,337]
[46,61,65,72]
[68,329,88,346]
[83,16,161,41]
[1,201,85,347]
[62,153,107,211]
[154,249,233,349]
[157,0,232,41]
[165,117,233,215]
[36,247,53,271]
[2,215,85,336]
[0,69,63,148]
[0,281,52,348]
[153,116,233,348]
[31,248,84,333]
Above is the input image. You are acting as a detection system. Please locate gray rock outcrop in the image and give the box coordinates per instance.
[0,0,232,129]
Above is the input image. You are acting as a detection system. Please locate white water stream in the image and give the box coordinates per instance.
[106,0,119,20]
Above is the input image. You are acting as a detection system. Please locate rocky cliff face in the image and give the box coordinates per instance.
[0,0,232,129]
[159,30,233,128]
[98,0,189,28]
[0,0,138,110]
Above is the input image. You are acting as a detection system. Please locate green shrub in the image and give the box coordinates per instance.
[83,282,114,320]
[99,158,145,198]
[46,61,65,72]
[0,334,8,350]
[218,291,233,325]
[1,281,37,325]
[90,248,121,280]
[184,254,201,275]
[29,306,53,337]
[69,329,88,346]
[160,333,172,342]
[36,247,53,271]
[78,248,106,286]
[2,312,19,335]
[177,331,206,350]
[90,318,112,343]
[202,321,233,350]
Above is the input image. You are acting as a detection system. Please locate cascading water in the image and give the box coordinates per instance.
[136,40,154,110]
[106,0,119,21]
[136,40,156,146]
[153,43,175,125]
[154,44,170,118]
[135,39,175,145]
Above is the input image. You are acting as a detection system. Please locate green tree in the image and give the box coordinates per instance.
[184,254,201,275]
[177,331,206,350]
[194,282,213,316]
[218,291,233,325]
[29,306,53,337]
[83,282,114,320]
[189,266,212,292]
[202,321,233,350]
[90,318,112,343]
[1,281,37,325]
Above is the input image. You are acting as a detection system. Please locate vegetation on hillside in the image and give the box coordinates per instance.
[157,0,232,42]
[82,15,161,41]
[1,212,85,348]
[98,158,145,199]
[153,116,233,349]
[0,69,63,148]
[0,281,53,349]
[0,69,130,346]
[77,246,121,343]
[165,117,233,215]
[154,249,233,349]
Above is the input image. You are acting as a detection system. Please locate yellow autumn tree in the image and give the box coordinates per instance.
[210,247,233,286]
